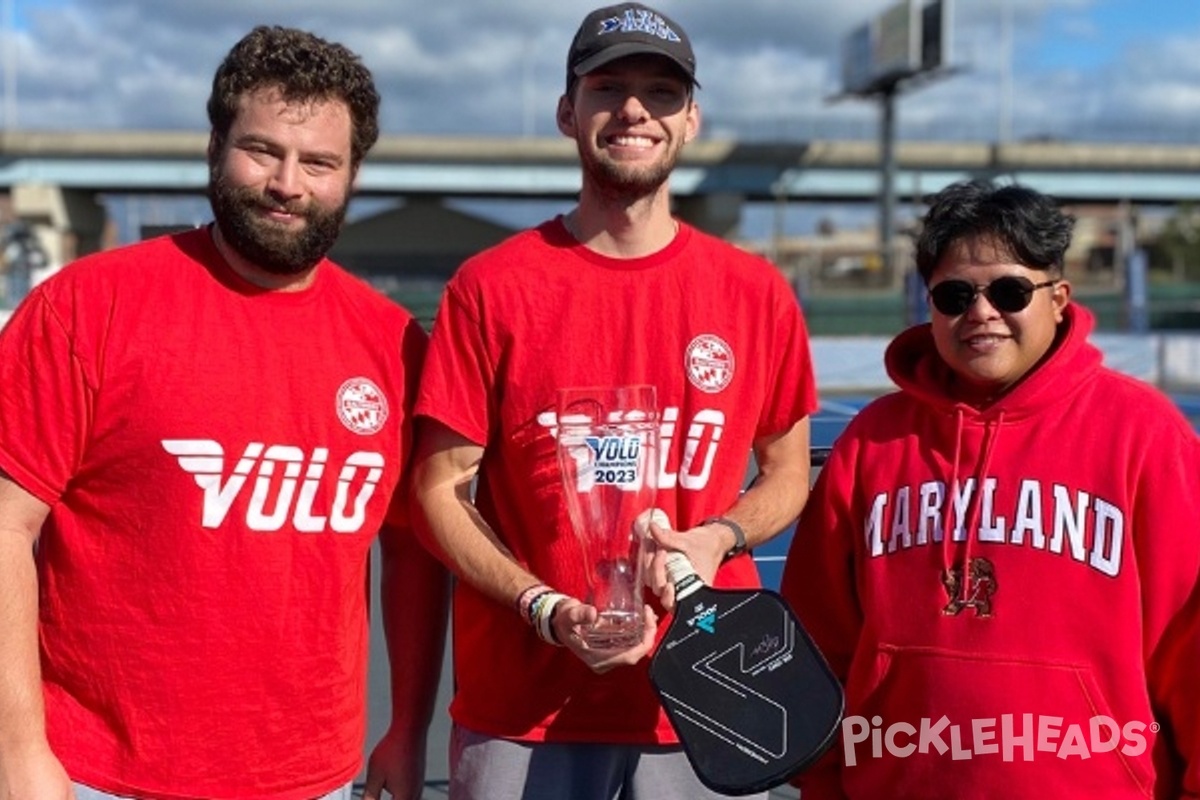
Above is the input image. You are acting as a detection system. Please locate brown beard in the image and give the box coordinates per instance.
[208,167,348,275]
[577,139,681,204]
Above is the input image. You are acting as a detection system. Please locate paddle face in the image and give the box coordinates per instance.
[649,582,844,796]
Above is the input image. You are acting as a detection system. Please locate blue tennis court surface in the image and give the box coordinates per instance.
[1174,393,1200,426]
[753,391,1200,590]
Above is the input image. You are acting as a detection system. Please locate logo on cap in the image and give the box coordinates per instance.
[599,8,682,43]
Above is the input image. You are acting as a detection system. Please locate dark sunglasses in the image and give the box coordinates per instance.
[928,275,1058,316]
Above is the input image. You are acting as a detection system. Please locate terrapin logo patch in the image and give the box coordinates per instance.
[337,378,388,435]
[685,334,734,393]
[942,557,997,617]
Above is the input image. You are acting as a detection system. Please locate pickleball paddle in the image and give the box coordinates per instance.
[649,552,844,796]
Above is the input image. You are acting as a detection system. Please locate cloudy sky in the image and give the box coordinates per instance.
[3,0,1198,240]
[5,0,1198,143]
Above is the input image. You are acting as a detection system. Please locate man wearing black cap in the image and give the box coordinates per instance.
[410,4,816,798]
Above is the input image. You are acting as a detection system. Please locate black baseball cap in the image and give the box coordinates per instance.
[566,3,699,91]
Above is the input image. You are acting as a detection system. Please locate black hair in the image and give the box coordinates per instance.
[914,181,1076,284]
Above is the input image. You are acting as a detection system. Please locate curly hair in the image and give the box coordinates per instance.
[207,25,380,171]
[914,181,1076,284]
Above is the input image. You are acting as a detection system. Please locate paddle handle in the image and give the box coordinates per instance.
[665,551,704,602]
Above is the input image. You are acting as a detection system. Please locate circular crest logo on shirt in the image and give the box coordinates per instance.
[336,377,388,436]
[685,334,735,394]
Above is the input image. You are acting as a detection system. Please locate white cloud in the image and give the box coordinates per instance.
[0,0,1191,145]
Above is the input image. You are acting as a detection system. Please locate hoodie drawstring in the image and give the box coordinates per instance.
[942,409,1004,608]
[940,408,965,582]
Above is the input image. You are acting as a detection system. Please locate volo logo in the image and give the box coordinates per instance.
[162,439,385,533]
[586,434,642,464]
[582,434,644,488]
[538,406,725,492]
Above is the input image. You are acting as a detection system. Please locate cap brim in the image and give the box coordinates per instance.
[571,42,699,87]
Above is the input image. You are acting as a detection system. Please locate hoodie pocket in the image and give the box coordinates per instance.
[841,644,1155,799]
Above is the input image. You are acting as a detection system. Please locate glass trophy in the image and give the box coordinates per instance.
[556,385,660,649]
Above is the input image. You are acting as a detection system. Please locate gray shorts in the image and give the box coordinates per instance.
[449,724,768,800]
[72,781,354,800]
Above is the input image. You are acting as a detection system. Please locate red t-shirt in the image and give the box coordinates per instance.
[417,219,817,743]
[0,228,426,799]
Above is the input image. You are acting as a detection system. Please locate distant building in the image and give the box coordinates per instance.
[329,197,514,280]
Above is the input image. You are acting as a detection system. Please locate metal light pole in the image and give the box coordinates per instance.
[879,85,898,281]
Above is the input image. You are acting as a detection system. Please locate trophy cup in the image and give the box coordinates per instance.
[556,385,660,649]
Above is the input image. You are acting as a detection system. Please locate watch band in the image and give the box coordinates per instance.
[703,516,747,561]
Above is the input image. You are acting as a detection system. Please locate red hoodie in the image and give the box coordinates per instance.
[782,304,1200,799]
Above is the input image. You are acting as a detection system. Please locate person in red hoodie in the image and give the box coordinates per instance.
[782,180,1200,799]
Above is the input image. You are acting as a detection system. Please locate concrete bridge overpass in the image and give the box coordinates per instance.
[2,130,1199,204]
[2,130,1199,264]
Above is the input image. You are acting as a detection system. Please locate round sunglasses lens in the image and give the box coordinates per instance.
[986,277,1034,312]
[930,282,974,315]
